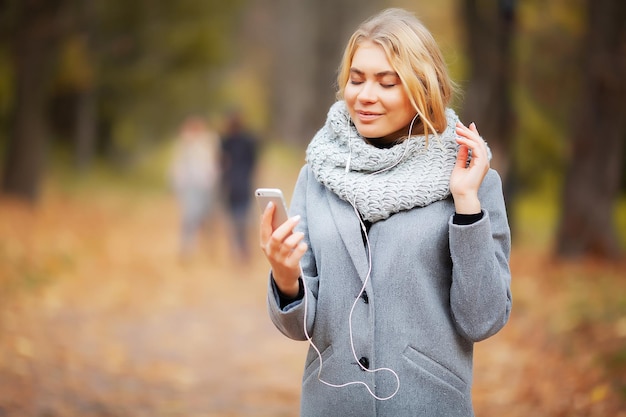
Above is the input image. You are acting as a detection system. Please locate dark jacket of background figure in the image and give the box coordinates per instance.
[220,127,258,211]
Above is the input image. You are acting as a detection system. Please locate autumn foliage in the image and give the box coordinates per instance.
[0,169,625,416]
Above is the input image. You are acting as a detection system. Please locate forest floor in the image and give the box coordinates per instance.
[0,166,625,416]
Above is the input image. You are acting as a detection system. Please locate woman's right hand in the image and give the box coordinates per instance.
[259,202,308,297]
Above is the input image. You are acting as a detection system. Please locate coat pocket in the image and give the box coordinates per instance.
[402,345,467,395]
[302,344,334,386]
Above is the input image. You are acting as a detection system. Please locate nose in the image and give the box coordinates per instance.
[357,81,377,103]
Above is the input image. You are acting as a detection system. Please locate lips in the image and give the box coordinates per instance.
[356,110,382,122]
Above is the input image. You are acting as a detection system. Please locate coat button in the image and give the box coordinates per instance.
[361,291,369,304]
[359,356,369,370]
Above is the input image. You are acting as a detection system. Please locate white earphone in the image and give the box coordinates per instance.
[298,112,422,401]
[345,113,419,174]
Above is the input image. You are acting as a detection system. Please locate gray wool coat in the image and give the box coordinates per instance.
[267,165,512,417]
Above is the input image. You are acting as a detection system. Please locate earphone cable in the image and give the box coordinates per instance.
[292,112,423,400]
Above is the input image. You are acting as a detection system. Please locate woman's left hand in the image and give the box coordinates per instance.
[450,121,490,214]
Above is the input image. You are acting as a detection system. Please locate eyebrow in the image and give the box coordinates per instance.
[349,68,399,78]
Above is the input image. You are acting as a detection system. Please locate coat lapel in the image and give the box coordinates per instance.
[326,191,370,284]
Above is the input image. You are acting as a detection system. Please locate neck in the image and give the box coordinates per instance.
[364,136,403,149]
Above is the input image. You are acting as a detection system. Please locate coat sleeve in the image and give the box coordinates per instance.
[267,166,319,341]
[448,168,512,342]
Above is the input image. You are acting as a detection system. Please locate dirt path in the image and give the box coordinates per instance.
[0,189,307,417]
[0,187,624,416]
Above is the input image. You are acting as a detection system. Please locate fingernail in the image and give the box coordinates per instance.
[470,122,476,128]
[266,201,274,209]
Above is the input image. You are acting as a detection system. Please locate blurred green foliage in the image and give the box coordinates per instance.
[513,0,584,193]
[0,0,246,164]
[90,0,246,134]
[0,0,623,199]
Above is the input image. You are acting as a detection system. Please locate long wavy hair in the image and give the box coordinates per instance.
[336,8,456,141]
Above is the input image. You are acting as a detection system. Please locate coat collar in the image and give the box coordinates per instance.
[326,190,371,285]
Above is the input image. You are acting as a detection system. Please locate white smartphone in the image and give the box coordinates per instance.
[255,188,289,230]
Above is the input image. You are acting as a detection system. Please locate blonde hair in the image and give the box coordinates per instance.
[337,8,455,140]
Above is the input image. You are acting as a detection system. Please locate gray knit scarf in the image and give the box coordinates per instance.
[305,101,461,222]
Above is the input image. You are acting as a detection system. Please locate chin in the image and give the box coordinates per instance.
[356,126,384,140]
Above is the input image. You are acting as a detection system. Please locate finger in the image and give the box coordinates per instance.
[259,201,276,247]
[455,144,469,169]
[456,135,482,152]
[284,241,308,267]
[265,215,301,256]
[272,214,301,242]
[456,135,481,160]
[468,123,487,153]
[456,122,486,156]
[456,121,479,141]
[283,231,305,250]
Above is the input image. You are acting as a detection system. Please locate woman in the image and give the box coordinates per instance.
[170,116,219,257]
[259,8,511,416]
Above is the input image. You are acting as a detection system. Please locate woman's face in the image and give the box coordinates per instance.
[344,41,415,143]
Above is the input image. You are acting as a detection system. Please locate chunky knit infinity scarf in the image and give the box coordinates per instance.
[306,101,461,222]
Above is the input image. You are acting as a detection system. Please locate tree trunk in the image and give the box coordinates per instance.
[74,87,97,170]
[1,0,62,202]
[459,0,518,234]
[269,0,380,146]
[269,0,317,145]
[459,0,517,181]
[74,0,97,171]
[308,0,379,144]
[555,0,626,259]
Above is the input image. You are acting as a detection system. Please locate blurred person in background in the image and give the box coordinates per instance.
[169,116,220,259]
[259,8,511,416]
[220,110,259,262]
